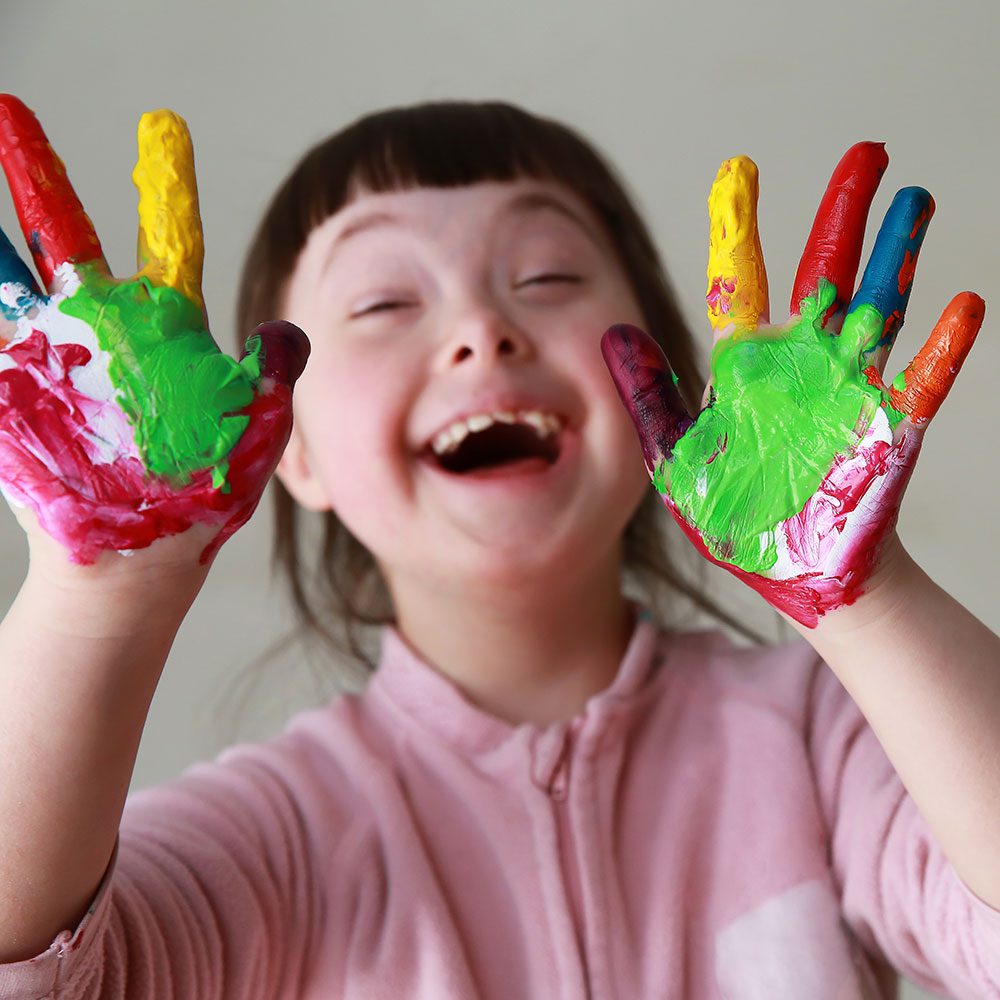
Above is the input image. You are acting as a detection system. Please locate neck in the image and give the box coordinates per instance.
[386,548,637,727]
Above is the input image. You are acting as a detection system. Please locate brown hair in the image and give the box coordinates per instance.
[233,100,766,697]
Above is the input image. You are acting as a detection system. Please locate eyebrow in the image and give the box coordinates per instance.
[322,188,603,273]
[323,211,403,271]
[502,191,603,248]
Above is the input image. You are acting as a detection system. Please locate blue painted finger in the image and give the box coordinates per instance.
[843,187,933,366]
[0,225,43,321]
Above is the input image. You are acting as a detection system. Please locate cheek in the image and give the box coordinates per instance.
[292,348,411,523]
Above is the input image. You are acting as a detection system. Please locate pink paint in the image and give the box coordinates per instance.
[707,276,737,316]
[656,426,918,627]
[0,328,291,564]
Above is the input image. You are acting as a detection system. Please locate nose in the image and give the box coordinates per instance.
[438,300,535,369]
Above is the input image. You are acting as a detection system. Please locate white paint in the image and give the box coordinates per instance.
[767,408,898,581]
[5,263,141,467]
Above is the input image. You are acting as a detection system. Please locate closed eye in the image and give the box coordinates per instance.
[350,299,416,318]
[516,273,583,287]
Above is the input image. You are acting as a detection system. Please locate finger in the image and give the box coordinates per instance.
[790,141,888,326]
[706,156,769,332]
[601,323,694,475]
[887,292,984,425]
[0,225,44,322]
[133,109,205,308]
[841,186,934,373]
[0,95,106,288]
[241,321,311,389]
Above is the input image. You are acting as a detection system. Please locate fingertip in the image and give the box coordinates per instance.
[891,186,935,226]
[849,140,889,171]
[251,320,311,387]
[953,290,985,319]
[0,94,31,122]
[601,323,665,377]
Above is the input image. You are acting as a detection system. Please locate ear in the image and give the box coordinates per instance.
[274,422,333,512]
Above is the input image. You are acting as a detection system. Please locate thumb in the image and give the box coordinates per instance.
[242,320,310,389]
[601,323,694,473]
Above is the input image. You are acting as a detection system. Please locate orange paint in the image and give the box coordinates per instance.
[889,292,985,423]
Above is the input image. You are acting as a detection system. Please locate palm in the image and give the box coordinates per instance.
[0,96,308,565]
[603,144,984,626]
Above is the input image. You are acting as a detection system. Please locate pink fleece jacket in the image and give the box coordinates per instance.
[2,603,999,999]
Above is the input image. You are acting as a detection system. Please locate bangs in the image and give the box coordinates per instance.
[346,102,583,192]
[280,102,626,255]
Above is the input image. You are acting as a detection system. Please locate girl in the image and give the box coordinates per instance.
[0,95,997,999]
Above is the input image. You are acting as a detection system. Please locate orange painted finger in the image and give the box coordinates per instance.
[888,292,985,424]
[0,95,106,288]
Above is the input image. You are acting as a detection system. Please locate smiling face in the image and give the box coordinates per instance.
[276,178,652,601]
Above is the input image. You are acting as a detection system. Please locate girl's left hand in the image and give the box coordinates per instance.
[602,143,985,628]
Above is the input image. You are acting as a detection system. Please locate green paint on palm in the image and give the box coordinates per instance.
[663,281,902,573]
[60,267,260,487]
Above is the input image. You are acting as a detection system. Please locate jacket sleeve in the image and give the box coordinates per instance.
[806,655,1000,999]
[0,735,326,1000]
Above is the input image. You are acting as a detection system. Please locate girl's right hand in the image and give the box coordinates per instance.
[0,96,309,576]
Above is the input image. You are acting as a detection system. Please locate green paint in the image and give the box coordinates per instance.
[60,266,260,488]
[663,281,902,573]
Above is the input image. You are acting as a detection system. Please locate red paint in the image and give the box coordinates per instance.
[790,142,888,322]
[0,95,104,287]
[909,201,934,239]
[601,323,693,470]
[656,428,916,628]
[897,250,917,295]
[862,365,885,390]
[0,327,293,564]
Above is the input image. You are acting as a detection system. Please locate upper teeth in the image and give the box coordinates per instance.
[430,409,563,455]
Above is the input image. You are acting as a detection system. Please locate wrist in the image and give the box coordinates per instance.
[22,547,210,642]
[782,532,922,642]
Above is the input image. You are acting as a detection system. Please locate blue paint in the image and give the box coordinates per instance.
[0,226,42,321]
[847,186,932,351]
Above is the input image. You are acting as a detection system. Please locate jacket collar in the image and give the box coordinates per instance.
[365,601,665,756]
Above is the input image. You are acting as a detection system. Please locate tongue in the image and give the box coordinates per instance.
[460,456,551,478]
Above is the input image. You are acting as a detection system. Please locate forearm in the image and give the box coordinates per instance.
[0,559,207,964]
[793,535,1000,909]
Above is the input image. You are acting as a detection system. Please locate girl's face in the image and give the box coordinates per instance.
[278,178,652,596]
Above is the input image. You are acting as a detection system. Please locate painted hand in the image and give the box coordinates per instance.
[0,96,309,565]
[602,143,984,627]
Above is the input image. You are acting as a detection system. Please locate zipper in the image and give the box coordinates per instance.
[546,727,573,800]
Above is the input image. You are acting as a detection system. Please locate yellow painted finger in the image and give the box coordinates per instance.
[706,156,768,332]
[132,109,204,309]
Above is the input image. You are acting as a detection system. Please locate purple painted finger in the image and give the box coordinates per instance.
[601,323,694,471]
[244,321,310,388]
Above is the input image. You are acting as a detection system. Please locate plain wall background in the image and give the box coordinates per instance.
[2,2,996,997]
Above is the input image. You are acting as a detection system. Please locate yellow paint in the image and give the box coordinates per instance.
[706,156,768,331]
[133,110,204,309]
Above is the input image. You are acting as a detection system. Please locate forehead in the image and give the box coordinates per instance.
[305,178,607,262]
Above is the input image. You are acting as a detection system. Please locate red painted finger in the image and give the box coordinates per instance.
[790,142,888,324]
[0,95,105,288]
[243,320,311,388]
[600,323,694,472]
[888,292,984,424]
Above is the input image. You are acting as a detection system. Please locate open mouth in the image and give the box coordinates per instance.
[422,413,563,475]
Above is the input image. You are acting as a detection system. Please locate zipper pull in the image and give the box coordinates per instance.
[546,730,572,800]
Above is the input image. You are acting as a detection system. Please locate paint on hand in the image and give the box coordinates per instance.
[667,280,905,574]
[706,156,768,331]
[0,95,307,564]
[603,142,985,627]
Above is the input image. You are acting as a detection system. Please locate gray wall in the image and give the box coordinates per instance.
[2,2,996,997]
